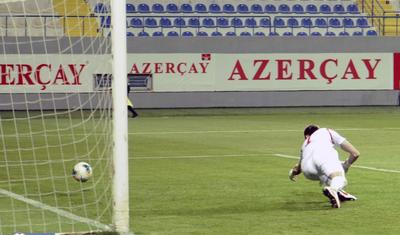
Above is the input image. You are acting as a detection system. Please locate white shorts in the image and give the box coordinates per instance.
[301,146,344,184]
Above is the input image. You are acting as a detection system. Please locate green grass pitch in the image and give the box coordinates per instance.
[1,107,400,234]
[130,107,400,235]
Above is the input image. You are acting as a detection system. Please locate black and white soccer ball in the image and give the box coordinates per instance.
[72,162,92,182]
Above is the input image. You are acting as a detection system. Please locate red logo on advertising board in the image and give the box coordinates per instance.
[394,53,400,90]
[130,54,210,76]
[201,53,211,61]
[227,58,381,84]
[0,63,86,90]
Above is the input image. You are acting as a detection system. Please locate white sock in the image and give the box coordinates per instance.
[330,176,347,191]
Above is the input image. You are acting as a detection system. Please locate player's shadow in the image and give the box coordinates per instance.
[281,192,331,211]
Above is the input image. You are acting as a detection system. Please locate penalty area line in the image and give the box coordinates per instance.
[0,188,112,231]
[273,154,400,174]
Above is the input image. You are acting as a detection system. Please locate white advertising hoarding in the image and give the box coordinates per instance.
[215,53,393,91]
[0,54,111,93]
[128,53,394,91]
[0,53,397,93]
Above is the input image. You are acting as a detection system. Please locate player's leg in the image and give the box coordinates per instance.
[317,152,347,208]
[128,105,138,118]
[127,97,138,118]
[338,190,357,201]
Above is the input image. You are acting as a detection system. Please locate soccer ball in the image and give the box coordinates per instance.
[72,162,92,182]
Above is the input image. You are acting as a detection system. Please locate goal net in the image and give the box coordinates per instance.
[0,0,129,234]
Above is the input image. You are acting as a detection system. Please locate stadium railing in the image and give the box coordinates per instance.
[360,0,400,35]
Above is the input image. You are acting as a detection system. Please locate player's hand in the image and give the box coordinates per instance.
[342,161,350,173]
[289,169,297,182]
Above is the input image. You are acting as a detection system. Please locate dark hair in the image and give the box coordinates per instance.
[304,125,319,136]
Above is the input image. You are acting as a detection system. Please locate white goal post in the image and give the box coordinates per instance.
[0,0,130,234]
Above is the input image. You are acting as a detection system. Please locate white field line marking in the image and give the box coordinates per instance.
[133,153,400,174]
[273,154,400,173]
[4,127,400,138]
[130,127,400,135]
[132,153,265,160]
[0,188,111,231]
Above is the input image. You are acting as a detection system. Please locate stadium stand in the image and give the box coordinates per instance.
[2,0,399,37]
[115,1,392,37]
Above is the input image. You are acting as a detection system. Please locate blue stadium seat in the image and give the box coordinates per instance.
[195,3,207,13]
[366,30,378,36]
[269,32,279,36]
[211,31,223,36]
[209,3,221,13]
[329,18,342,28]
[320,4,331,14]
[343,18,355,28]
[274,18,285,28]
[240,32,252,36]
[181,3,193,13]
[306,4,318,14]
[166,3,179,13]
[292,4,304,14]
[339,31,350,36]
[231,18,244,28]
[245,18,257,28]
[301,18,313,28]
[297,32,308,36]
[356,18,369,28]
[287,18,300,28]
[325,31,336,36]
[226,31,237,36]
[129,18,143,28]
[188,18,200,28]
[251,4,263,13]
[217,17,229,28]
[260,18,271,27]
[152,31,164,37]
[144,18,157,28]
[283,32,293,36]
[278,4,290,13]
[174,17,186,28]
[311,31,322,36]
[333,4,345,14]
[138,3,150,13]
[182,31,194,37]
[202,18,215,28]
[197,31,209,37]
[255,31,265,36]
[347,4,359,13]
[152,3,164,13]
[138,31,149,37]
[126,4,135,13]
[100,16,111,28]
[167,31,179,37]
[223,4,235,13]
[265,4,276,13]
[127,32,134,37]
[352,31,363,36]
[237,4,249,13]
[315,18,328,28]
[160,18,172,28]
[94,3,108,13]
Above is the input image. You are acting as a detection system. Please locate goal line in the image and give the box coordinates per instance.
[0,188,111,231]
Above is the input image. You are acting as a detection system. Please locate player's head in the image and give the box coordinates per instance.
[304,124,319,138]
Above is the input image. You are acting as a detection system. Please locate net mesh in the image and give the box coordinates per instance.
[0,0,114,233]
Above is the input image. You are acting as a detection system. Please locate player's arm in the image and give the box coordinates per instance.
[340,140,360,172]
[289,151,302,181]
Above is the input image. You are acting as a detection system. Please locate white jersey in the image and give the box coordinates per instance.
[301,128,346,153]
[300,128,347,183]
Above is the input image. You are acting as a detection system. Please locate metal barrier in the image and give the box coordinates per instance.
[361,0,400,35]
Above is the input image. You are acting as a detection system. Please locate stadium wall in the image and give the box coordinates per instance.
[1,37,400,109]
